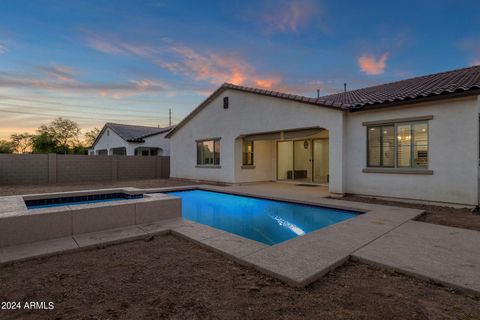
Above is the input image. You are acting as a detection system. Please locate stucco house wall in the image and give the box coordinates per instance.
[170,89,346,192]
[92,128,128,155]
[142,132,171,156]
[92,127,171,156]
[344,96,479,205]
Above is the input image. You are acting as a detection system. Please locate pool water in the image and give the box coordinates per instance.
[25,193,143,209]
[166,190,359,245]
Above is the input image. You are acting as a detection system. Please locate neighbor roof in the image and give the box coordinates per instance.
[166,65,480,137]
[92,123,174,147]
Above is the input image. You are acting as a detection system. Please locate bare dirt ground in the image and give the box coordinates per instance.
[0,235,479,320]
[0,178,209,196]
[337,195,480,232]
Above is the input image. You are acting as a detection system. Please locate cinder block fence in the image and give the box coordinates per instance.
[0,154,170,185]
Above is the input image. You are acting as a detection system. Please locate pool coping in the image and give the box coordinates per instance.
[147,185,424,287]
[0,185,424,289]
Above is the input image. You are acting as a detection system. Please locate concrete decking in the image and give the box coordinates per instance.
[1,183,479,296]
[353,221,480,295]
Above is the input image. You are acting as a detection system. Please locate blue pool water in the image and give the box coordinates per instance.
[26,198,127,209]
[166,190,359,245]
[25,193,143,209]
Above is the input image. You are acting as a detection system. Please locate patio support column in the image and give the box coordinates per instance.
[328,114,346,195]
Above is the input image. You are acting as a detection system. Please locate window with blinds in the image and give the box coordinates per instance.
[367,121,428,169]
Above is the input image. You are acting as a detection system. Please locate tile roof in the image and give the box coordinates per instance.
[224,65,480,110]
[106,123,174,142]
[318,65,480,109]
[166,65,480,138]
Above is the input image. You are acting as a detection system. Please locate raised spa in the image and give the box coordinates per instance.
[166,190,360,245]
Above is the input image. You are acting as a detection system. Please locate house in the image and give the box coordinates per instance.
[166,66,480,206]
[90,123,174,156]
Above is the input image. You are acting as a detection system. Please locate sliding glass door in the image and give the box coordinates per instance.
[277,141,293,180]
[293,140,312,181]
[313,139,329,183]
[277,139,329,183]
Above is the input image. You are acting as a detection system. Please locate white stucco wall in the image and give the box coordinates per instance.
[142,132,171,156]
[92,128,128,155]
[345,96,479,205]
[169,89,345,193]
[92,128,171,156]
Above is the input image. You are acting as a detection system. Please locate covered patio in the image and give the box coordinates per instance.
[235,126,330,186]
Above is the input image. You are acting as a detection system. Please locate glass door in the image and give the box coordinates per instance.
[293,140,312,182]
[277,141,293,180]
[313,139,329,183]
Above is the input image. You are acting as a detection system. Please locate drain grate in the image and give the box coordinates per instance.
[296,184,319,187]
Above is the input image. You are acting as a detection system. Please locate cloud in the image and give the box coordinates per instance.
[35,64,77,82]
[262,0,319,33]
[0,69,168,99]
[0,44,6,54]
[160,45,286,90]
[358,53,388,75]
[84,31,157,57]
[472,59,480,66]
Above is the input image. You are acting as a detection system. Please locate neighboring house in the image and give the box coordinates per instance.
[166,66,480,206]
[90,123,174,156]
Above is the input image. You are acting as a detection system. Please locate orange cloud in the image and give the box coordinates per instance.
[263,0,318,33]
[83,33,286,91]
[358,53,388,75]
[254,77,282,89]
[161,45,282,88]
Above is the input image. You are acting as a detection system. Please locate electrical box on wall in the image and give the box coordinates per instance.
[223,96,229,109]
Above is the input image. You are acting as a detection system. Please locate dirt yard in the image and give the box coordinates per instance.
[336,195,480,232]
[0,235,478,320]
[0,178,210,197]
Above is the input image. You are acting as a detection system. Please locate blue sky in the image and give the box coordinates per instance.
[0,0,479,139]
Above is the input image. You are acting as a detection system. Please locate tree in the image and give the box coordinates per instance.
[84,127,100,146]
[10,133,33,153]
[0,140,15,153]
[31,132,59,154]
[37,117,81,154]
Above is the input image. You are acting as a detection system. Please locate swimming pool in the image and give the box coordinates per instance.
[166,190,359,245]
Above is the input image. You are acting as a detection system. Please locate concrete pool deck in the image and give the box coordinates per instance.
[0,183,479,295]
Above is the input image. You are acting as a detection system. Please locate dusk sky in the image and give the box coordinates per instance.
[0,0,479,140]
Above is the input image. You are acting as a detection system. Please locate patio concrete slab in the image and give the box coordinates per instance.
[0,237,78,265]
[73,225,148,248]
[352,221,480,294]
[200,232,268,259]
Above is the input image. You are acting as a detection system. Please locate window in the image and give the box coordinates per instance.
[367,121,428,169]
[242,141,254,165]
[197,139,220,165]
